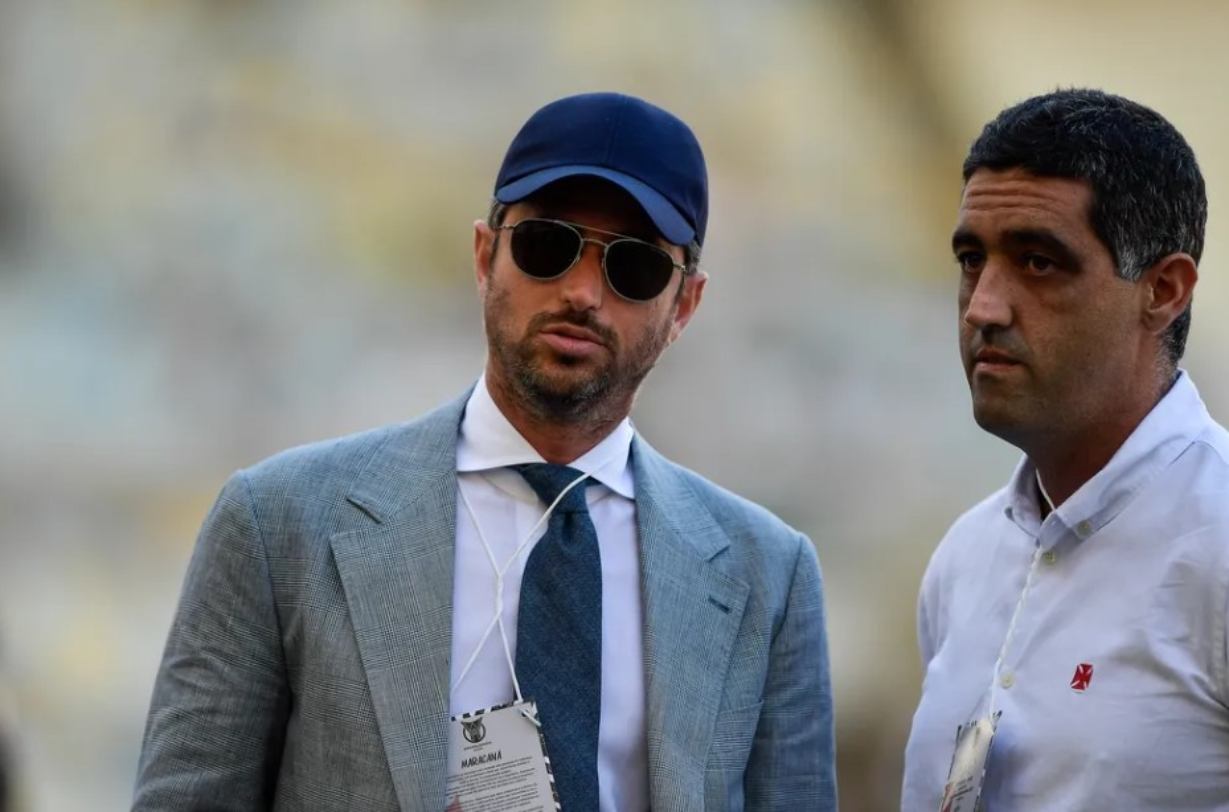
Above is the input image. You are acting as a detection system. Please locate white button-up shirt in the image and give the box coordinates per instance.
[902,372,1229,810]
[449,377,648,811]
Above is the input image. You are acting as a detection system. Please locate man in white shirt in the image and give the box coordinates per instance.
[901,88,1229,810]
[135,92,837,811]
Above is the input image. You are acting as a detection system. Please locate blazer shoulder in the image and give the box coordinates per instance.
[238,392,466,493]
[240,421,411,492]
[223,392,467,536]
[634,438,805,555]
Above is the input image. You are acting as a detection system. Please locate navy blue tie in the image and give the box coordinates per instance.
[514,463,601,810]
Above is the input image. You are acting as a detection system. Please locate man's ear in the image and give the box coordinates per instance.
[474,219,496,295]
[668,270,707,344]
[1140,252,1198,335]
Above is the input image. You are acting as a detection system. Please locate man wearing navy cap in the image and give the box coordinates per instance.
[134,93,836,811]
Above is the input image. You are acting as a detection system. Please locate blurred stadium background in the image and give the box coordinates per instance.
[1,1,1226,809]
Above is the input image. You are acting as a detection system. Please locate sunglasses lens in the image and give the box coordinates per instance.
[510,220,580,279]
[605,241,676,301]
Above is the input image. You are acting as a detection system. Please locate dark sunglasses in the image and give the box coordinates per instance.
[498,218,687,302]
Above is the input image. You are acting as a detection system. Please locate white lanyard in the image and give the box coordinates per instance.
[450,457,615,708]
[986,472,1056,716]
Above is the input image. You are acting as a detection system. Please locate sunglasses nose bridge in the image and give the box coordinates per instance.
[557,234,608,305]
[574,234,617,278]
[575,234,612,260]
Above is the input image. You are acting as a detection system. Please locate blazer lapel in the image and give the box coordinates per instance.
[633,438,750,812]
[329,394,467,812]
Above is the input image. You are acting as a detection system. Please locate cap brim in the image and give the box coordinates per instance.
[495,165,695,245]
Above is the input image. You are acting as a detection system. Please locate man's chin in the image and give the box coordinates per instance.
[514,364,610,415]
[525,358,603,391]
[971,399,1031,446]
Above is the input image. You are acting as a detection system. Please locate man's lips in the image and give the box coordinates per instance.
[972,348,1023,370]
[537,323,608,354]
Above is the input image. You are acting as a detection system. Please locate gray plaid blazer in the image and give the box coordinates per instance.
[133,392,836,811]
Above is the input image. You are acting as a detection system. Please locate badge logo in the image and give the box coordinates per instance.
[462,717,487,744]
[1070,662,1094,691]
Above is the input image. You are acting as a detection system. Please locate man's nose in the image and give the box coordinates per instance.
[962,261,1014,330]
[558,240,606,310]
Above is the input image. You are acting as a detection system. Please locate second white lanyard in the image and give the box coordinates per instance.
[987,471,1058,716]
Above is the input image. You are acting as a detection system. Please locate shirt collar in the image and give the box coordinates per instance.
[1004,370,1212,544]
[456,374,636,499]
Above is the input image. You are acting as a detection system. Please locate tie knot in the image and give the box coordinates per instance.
[514,463,591,514]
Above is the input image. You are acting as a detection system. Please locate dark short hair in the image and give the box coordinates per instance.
[963,88,1206,366]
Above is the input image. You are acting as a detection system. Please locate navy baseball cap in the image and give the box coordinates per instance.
[494,92,708,246]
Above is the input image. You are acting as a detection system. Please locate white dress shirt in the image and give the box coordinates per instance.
[449,377,648,812]
[902,372,1229,811]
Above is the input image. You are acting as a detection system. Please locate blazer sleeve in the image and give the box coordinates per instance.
[133,472,291,810]
[743,534,837,810]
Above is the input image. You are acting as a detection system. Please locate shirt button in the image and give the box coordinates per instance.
[1042,550,1057,565]
[1076,520,1093,538]
[1000,672,1015,689]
